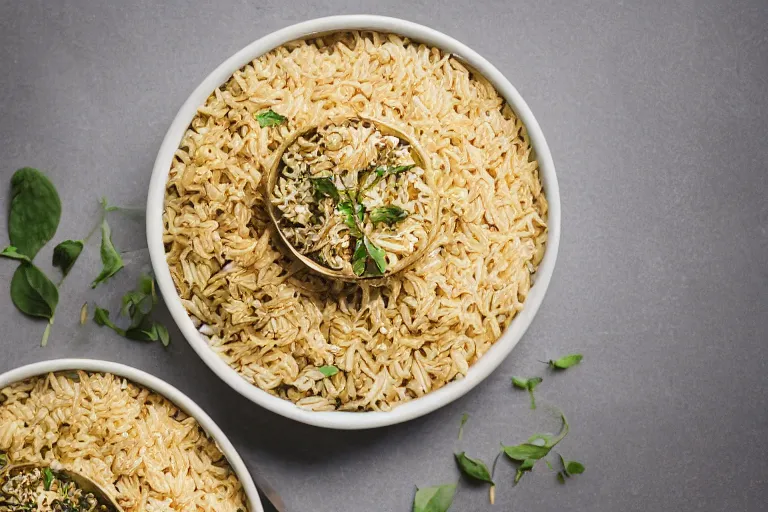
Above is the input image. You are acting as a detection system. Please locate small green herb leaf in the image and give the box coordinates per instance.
[10,264,58,320]
[512,376,543,409]
[502,443,551,462]
[557,472,566,484]
[52,240,84,276]
[311,177,340,202]
[156,323,170,347]
[91,218,124,288]
[364,237,386,274]
[370,205,408,226]
[8,167,62,259]
[515,458,536,484]
[42,467,54,491]
[458,413,469,440]
[455,452,494,484]
[93,306,124,334]
[566,461,585,475]
[338,201,363,238]
[318,365,339,378]
[0,246,32,263]
[548,354,583,369]
[0,452,7,468]
[256,109,287,127]
[352,239,367,276]
[413,483,456,512]
[375,164,415,178]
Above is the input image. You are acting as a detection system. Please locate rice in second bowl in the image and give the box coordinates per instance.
[0,372,248,512]
[163,31,548,412]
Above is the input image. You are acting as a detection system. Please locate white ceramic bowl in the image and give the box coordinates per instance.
[147,15,561,430]
[0,359,263,512]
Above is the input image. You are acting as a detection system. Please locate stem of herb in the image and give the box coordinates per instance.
[41,317,54,347]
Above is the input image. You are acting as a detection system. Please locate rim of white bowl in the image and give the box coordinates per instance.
[146,15,561,430]
[0,359,263,512]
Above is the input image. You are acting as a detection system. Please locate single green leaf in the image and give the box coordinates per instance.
[310,177,340,202]
[42,467,54,491]
[138,273,155,298]
[52,239,84,276]
[502,443,551,462]
[548,354,583,369]
[544,460,555,471]
[557,472,566,484]
[515,458,536,484]
[8,167,61,259]
[338,201,363,238]
[566,461,585,475]
[256,109,287,127]
[413,483,456,512]
[0,246,32,263]
[375,164,415,178]
[10,264,58,319]
[364,237,386,274]
[512,376,543,409]
[370,205,409,226]
[0,452,7,468]
[91,218,124,288]
[93,306,124,335]
[318,365,339,378]
[458,413,469,441]
[455,452,493,484]
[352,239,367,276]
[156,323,170,347]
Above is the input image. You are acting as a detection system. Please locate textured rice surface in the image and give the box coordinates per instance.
[0,372,248,512]
[163,31,548,411]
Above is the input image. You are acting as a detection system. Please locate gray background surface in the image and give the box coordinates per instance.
[1,0,767,511]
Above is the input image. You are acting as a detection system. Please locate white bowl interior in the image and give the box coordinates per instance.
[146,15,561,429]
[0,359,263,512]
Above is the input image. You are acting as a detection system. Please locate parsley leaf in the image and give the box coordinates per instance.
[256,109,287,127]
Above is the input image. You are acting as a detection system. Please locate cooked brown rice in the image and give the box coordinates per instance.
[0,372,247,512]
[163,31,548,412]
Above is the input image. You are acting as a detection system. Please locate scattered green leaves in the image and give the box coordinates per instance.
[547,354,583,370]
[311,177,340,202]
[91,217,124,288]
[0,246,32,263]
[370,205,408,226]
[512,376,543,409]
[502,443,550,462]
[256,109,287,127]
[52,240,84,276]
[42,467,54,491]
[318,365,339,378]
[8,167,61,259]
[458,413,469,441]
[412,483,456,512]
[10,264,58,320]
[455,452,494,485]
[364,237,387,274]
[502,413,571,484]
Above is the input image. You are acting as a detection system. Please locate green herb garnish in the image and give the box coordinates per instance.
[364,236,386,274]
[0,246,32,263]
[52,240,84,276]
[512,376,543,409]
[370,205,408,226]
[547,354,583,370]
[318,365,339,378]
[374,164,415,178]
[42,467,54,491]
[458,413,469,440]
[502,413,570,484]
[0,453,7,469]
[337,201,364,238]
[7,167,61,259]
[556,453,585,483]
[256,109,287,127]
[91,210,124,288]
[412,483,456,512]
[455,452,494,485]
[311,177,340,202]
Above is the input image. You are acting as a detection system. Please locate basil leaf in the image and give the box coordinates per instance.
[515,458,536,484]
[42,467,54,491]
[458,413,469,440]
[374,164,414,178]
[338,201,363,238]
[8,167,61,259]
[0,246,32,263]
[566,461,585,475]
[52,239,84,276]
[364,237,386,274]
[311,177,340,202]
[256,109,287,127]
[512,376,543,409]
[10,264,58,319]
[548,354,583,369]
[413,483,456,512]
[502,443,550,462]
[93,306,124,335]
[370,205,408,226]
[91,218,124,288]
[455,452,494,484]
[352,239,367,276]
[318,365,339,377]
